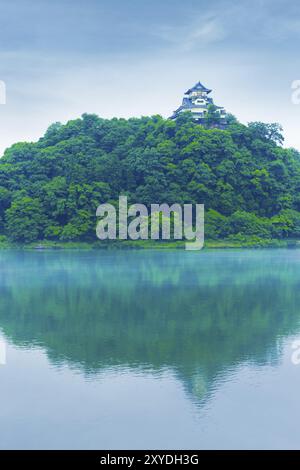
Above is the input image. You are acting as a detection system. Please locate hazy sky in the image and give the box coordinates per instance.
[0,0,300,155]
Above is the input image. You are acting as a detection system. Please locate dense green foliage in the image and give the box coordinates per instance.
[0,112,300,243]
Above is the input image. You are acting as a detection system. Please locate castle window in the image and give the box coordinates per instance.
[195,98,205,105]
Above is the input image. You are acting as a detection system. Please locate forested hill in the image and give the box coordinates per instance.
[0,112,300,243]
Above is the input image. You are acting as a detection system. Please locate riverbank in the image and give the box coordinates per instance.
[0,236,299,250]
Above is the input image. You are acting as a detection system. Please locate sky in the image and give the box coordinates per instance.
[0,0,300,155]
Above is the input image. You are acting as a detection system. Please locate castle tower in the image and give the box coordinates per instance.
[170,81,227,128]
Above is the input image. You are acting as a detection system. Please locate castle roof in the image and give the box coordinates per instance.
[185,81,212,95]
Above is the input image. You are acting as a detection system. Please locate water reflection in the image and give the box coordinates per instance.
[0,249,300,405]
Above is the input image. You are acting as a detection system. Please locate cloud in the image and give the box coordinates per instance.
[183,17,226,50]
[153,0,300,52]
[264,18,300,40]
[0,0,300,155]
[152,13,227,51]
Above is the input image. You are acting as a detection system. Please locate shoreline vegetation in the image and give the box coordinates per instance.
[1,114,300,246]
[0,236,299,250]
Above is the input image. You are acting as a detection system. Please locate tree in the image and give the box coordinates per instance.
[203,104,222,129]
[0,113,299,243]
[5,197,46,242]
[248,122,284,145]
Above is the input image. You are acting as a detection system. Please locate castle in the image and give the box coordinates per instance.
[170,81,227,128]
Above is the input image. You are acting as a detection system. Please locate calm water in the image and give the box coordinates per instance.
[0,249,300,449]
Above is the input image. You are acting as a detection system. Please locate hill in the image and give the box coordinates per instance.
[0,112,300,244]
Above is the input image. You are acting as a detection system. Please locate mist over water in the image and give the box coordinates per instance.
[0,249,300,449]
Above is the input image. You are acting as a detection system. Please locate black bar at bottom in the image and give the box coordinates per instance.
[0,450,297,465]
